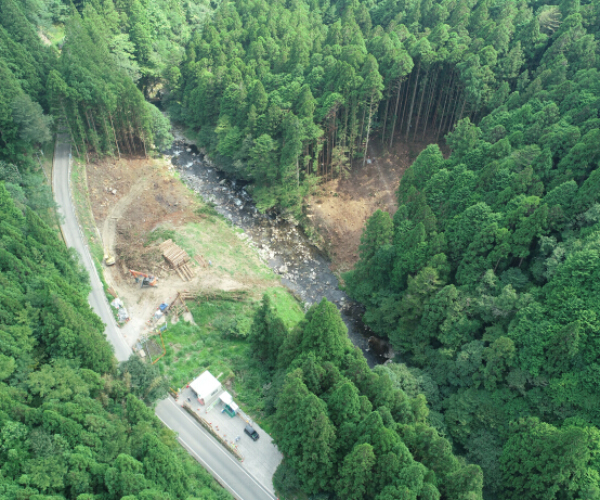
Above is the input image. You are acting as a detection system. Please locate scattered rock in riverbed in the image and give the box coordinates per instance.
[164,139,382,367]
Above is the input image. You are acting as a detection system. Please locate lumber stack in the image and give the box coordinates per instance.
[159,239,188,267]
[159,239,196,281]
[175,263,194,281]
[167,292,190,317]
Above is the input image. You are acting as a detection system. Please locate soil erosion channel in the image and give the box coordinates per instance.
[166,139,390,367]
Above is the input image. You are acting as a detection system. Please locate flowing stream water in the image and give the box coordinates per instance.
[165,139,391,367]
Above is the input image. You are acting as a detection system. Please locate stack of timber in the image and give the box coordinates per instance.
[167,291,190,317]
[158,239,195,281]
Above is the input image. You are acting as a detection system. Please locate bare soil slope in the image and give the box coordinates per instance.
[86,155,277,347]
[308,137,448,272]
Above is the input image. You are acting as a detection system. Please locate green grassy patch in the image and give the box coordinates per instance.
[150,217,277,283]
[183,220,273,280]
[156,290,303,427]
[145,227,176,246]
[263,287,305,329]
[195,203,220,219]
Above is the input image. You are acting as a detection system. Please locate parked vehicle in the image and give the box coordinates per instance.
[244,424,259,441]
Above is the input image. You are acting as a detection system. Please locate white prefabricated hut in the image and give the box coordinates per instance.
[219,391,239,416]
[189,370,222,405]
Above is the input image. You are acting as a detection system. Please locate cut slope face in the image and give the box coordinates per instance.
[308,137,447,271]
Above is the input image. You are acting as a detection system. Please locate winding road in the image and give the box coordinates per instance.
[52,137,276,500]
[52,137,132,362]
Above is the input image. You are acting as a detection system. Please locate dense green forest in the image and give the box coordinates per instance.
[167,0,600,218]
[336,2,600,500]
[251,295,484,499]
[3,0,600,498]
[0,2,228,499]
[181,0,600,497]
[0,183,230,499]
[0,0,176,169]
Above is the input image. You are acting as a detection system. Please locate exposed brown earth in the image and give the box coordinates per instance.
[307,135,449,272]
[85,154,277,347]
[87,156,197,273]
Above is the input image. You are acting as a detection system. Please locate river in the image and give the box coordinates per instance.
[165,138,390,367]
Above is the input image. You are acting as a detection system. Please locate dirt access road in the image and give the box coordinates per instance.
[85,154,275,349]
[102,177,150,261]
[89,157,197,348]
[99,175,162,344]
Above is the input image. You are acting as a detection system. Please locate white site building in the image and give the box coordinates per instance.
[189,370,222,405]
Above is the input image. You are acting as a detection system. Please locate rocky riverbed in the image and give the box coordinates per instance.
[165,139,393,367]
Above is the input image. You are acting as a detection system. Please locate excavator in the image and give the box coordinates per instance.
[104,250,115,266]
[129,270,158,288]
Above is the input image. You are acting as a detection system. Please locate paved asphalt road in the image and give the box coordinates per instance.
[52,138,276,500]
[156,398,277,500]
[52,138,132,362]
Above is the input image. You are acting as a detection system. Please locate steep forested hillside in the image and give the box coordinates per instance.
[169,0,600,219]
[251,295,484,500]
[0,0,175,167]
[340,1,600,499]
[3,0,600,497]
[0,2,232,498]
[0,183,230,499]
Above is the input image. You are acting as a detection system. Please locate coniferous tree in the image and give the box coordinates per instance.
[249,294,288,370]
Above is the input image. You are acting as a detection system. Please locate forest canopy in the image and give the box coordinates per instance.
[0,182,231,500]
[250,294,484,500]
[0,3,229,498]
[3,0,600,498]
[167,0,600,219]
[0,0,174,167]
[337,0,600,498]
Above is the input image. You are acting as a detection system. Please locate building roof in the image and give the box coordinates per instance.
[220,391,233,405]
[219,391,239,412]
[190,370,221,400]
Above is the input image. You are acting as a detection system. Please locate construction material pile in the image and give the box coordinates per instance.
[159,239,195,281]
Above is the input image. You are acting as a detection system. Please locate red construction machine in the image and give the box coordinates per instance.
[129,270,158,288]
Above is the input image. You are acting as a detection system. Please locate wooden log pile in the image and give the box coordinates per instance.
[166,291,190,317]
[159,239,196,281]
[175,263,195,281]
[159,239,188,267]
